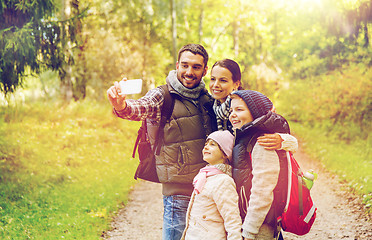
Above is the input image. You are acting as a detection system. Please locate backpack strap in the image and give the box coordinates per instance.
[132,120,147,158]
[154,85,174,155]
[131,84,175,158]
[298,168,304,215]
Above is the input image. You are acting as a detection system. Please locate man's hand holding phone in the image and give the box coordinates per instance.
[107,78,127,111]
[107,78,143,111]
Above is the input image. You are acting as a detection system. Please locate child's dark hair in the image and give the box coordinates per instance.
[212,59,243,90]
[178,44,209,67]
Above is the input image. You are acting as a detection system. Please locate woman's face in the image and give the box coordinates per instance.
[209,66,240,102]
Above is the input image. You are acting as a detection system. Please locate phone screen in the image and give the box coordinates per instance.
[119,79,142,95]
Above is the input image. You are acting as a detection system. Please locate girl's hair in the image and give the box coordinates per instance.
[212,59,244,90]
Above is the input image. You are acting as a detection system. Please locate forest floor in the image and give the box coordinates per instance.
[102,143,372,240]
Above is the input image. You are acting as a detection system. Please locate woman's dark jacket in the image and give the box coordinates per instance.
[231,111,290,230]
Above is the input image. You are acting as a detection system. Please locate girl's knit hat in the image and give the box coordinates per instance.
[206,130,234,162]
[232,90,273,119]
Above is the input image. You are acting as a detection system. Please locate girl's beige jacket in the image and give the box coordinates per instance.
[181,173,242,240]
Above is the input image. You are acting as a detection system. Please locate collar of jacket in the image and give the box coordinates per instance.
[166,70,206,100]
[234,111,290,138]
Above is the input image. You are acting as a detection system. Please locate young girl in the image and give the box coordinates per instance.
[181,130,242,240]
[229,90,295,240]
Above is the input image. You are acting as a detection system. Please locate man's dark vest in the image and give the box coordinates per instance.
[148,84,216,195]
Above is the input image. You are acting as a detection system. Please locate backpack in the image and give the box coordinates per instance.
[132,85,175,183]
[277,151,317,237]
[244,133,316,238]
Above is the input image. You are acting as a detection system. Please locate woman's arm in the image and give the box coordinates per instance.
[257,133,298,152]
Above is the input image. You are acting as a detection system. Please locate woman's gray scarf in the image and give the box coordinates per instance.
[166,70,205,99]
[213,95,231,131]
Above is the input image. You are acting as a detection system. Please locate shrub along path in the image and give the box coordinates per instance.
[102,146,372,240]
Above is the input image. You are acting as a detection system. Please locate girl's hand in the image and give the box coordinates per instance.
[257,133,283,150]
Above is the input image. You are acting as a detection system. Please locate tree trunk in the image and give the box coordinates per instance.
[60,0,73,102]
[170,0,177,64]
[232,20,240,58]
[199,0,204,43]
[363,22,369,48]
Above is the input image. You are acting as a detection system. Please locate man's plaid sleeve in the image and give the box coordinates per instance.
[114,87,163,122]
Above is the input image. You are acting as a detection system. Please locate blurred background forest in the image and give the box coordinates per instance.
[1,0,371,137]
[0,0,371,238]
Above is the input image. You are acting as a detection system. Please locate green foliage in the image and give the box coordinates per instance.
[275,62,371,211]
[0,100,140,238]
[2,0,372,98]
[0,0,56,95]
[0,0,88,99]
[0,0,54,29]
[277,66,372,140]
[75,0,172,98]
[0,23,35,93]
[289,122,372,213]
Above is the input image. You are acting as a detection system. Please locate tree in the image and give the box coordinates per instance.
[0,0,86,98]
[0,0,56,95]
[59,0,88,101]
[81,0,172,95]
[170,0,177,64]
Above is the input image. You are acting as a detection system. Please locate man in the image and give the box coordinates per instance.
[107,44,217,240]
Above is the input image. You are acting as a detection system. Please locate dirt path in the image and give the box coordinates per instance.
[102,148,371,240]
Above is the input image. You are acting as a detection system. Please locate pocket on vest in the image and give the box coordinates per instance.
[177,144,190,175]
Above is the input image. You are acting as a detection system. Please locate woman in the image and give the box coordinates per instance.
[209,59,297,151]
[210,59,242,131]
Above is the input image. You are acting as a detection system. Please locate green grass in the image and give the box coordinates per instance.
[0,100,140,239]
[290,121,372,212]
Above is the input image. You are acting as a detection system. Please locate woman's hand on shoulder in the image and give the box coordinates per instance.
[257,133,283,150]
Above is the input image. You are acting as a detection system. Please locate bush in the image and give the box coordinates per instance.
[278,66,372,141]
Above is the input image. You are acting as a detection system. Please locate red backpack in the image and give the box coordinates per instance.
[277,151,317,235]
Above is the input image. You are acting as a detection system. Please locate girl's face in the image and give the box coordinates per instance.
[229,96,254,130]
[202,139,226,165]
[209,66,240,102]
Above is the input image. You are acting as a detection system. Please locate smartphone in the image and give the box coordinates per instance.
[119,79,142,95]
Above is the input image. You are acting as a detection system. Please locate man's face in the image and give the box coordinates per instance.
[176,51,208,89]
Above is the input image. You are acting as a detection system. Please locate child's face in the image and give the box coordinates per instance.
[202,139,226,165]
[229,96,254,129]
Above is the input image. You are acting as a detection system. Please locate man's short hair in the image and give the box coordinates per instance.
[178,44,209,67]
